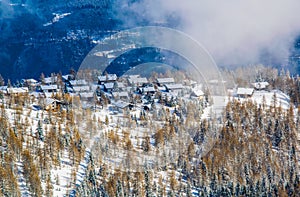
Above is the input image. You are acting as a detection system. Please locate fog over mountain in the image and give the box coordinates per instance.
[114,0,300,70]
[0,0,300,82]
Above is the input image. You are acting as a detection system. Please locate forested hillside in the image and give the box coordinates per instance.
[0,66,299,196]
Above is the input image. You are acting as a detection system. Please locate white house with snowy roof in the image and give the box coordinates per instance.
[40,85,58,93]
[79,92,95,101]
[252,81,269,90]
[236,88,254,98]
[43,76,57,85]
[156,78,175,86]
[44,98,63,111]
[112,91,129,101]
[111,100,133,113]
[72,86,90,93]
[98,74,117,84]
[138,86,156,95]
[68,79,90,93]
[7,87,29,95]
[21,78,38,90]
[165,84,183,94]
[114,82,125,91]
[69,80,88,86]
[128,77,148,87]
[103,82,115,92]
[191,85,204,100]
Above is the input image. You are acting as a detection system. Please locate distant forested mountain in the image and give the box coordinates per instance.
[0,0,299,82]
[0,0,119,81]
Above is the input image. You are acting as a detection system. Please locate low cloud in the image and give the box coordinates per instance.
[114,0,300,67]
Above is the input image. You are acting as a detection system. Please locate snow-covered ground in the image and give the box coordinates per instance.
[252,90,290,109]
[51,150,74,197]
[234,90,290,109]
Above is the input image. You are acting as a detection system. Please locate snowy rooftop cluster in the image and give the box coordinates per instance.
[0,73,207,113]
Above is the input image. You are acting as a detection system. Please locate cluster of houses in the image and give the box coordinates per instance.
[0,73,205,112]
[0,70,274,112]
[235,81,270,98]
[96,74,204,113]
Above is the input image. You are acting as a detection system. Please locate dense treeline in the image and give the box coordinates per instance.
[0,92,84,196]
[74,96,299,196]
[72,65,300,196]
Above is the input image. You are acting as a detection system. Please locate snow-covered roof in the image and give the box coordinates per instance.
[90,84,100,91]
[127,75,140,79]
[237,88,254,96]
[192,88,204,97]
[73,85,90,92]
[112,91,129,98]
[104,82,114,89]
[7,87,29,94]
[126,87,133,92]
[44,76,57,84]
[252,82,269,90]
[98,74,117,82]
[115,82,125,89]
[129,77,148,84]
[165,84,183,90]
[69,80,88,86]
[192,84,204,96]
[143,87,156,92]
[161,92,177,99]
[112,100,130,109]
[41,85,58,91]
[23,78,38,84]
[79,92,94,98]
[119,92,129,97]
[157,78,175,84]
[157,86,167,92]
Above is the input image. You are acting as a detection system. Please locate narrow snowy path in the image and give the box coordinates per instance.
[16,161,31,197]
[51,149,74,197]
[69,147,91,196]
[75,148,91,186]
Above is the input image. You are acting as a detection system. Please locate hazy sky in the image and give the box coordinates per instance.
[115,0,300,67]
